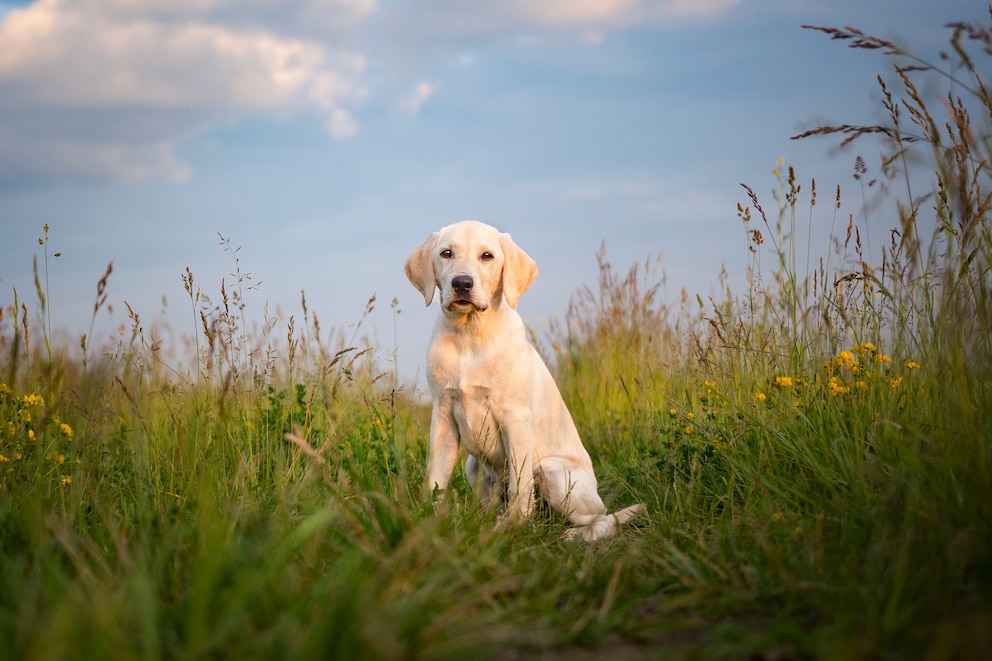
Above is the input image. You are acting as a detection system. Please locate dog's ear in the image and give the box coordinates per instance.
[499,233,538,309]
[405,233,439,306]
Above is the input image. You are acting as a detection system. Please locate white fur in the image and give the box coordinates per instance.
[405,220,645,541]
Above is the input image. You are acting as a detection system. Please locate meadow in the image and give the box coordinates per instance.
[2,17,991,660]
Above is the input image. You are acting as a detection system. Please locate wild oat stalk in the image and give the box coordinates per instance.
[34,224,61,370]
[795,7,992,368]
[182,266,200,383]
[82,261,113,373]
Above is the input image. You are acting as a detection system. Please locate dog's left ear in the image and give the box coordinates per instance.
[405,233,439,306]
[499,233,538,309]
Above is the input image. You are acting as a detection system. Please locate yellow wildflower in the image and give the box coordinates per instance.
[876,354,892,364]
[890,377,903,389]
[669,408,677,417]
[906,361,920,370]
[855,380,868,391]
[60,423,74,440]
[828,376,849,396]
[774,376,794,387]
[754,392,767,402]
[772,156,785,177]
[60,475,73,487]
[833,351,861,373]
[684,426,692,435]
[860,342,877,353]
[687,412,695,420]
[22,393,44,407]
[28,429,36,441]
[0,454,9,463]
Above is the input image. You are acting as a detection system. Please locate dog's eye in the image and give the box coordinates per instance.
[481,252,494,261]
[440,249,453,259]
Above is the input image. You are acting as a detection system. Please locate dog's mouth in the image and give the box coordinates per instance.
[446,297,488,313]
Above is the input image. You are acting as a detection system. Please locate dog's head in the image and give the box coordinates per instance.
[405,220,538,314]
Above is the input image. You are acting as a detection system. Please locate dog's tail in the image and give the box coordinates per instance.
[563,503,646,542]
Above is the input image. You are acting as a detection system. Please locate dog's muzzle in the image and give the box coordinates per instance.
[446,275,487,311]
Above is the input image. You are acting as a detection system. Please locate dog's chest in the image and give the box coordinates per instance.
[430,346,508,457]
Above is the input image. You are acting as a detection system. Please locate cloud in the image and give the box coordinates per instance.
[398,81,437,114]
[379,0,740,47]
[511,0,641,27]
[514,0,741,25]
[323,107,360,139]
[0,0,371,184]
[0,127,192,184]
[0,0,741,186]
[373,0,741,78]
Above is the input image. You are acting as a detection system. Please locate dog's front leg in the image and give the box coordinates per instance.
[501,415,535,520]
[426,403,460,494]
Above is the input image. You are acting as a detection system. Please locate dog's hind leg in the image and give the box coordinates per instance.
[536,460,644,541]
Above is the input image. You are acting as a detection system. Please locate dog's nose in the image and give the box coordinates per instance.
[451,275,474,295]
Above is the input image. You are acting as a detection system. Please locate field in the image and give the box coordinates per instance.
[2,19,991,660]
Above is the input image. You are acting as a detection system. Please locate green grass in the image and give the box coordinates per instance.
[2,15,992,660]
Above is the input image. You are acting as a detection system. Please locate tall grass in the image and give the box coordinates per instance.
[2,12,991,660]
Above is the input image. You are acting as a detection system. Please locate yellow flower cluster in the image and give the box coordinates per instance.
[22,393,45,407]
[1,383,76,488]
[751,344,918,404]
[665,405,698,438]
[822,343,916,397]
[828,376,850,396]
[826,343,894,375]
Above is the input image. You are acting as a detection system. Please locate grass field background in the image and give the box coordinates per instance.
[2,17,991,660]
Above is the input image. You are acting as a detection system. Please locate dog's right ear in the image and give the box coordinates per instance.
[404,233,439,306]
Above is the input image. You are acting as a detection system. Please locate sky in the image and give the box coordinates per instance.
[0,0,985,387]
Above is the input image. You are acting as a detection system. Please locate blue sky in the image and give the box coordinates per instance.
[0,0,984,385]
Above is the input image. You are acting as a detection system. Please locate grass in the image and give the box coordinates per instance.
[2,12,992,660]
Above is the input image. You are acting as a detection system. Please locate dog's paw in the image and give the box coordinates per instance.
[563,504,646,542]
[563,518,615,542]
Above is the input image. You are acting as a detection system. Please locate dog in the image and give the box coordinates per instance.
[405,220,645,541]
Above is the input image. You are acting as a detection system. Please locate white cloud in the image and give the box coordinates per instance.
[0,0,372,183]
[324,108,359,139]
[0,128,192,183]
[0,0,740,185]
[660,0,740,19]
[373,0,741,78]
[454,52,475,68]
[0,14,325,108]
[511,0,641,27]
[511,0,740,26]
[380,0,740,50]
[299,0,377,30]
[398,81,437,114]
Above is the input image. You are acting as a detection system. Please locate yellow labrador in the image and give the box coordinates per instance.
[405,220,645,541]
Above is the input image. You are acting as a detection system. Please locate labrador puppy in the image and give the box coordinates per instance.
[405,220,645,541]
